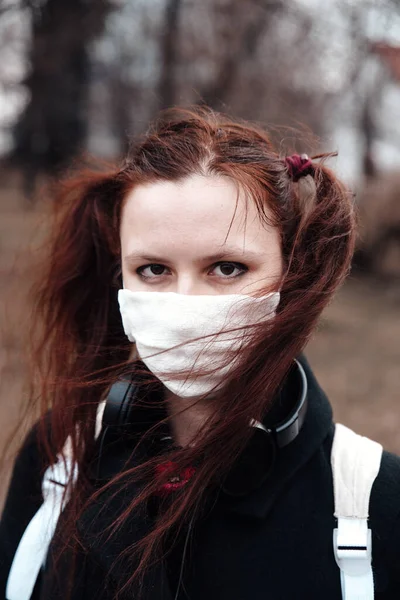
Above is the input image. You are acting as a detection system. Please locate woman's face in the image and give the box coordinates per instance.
[120,174,283,296]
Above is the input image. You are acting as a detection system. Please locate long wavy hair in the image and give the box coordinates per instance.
[23,107,355,597]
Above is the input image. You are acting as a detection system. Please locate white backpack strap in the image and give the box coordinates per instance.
[6,401,105,600]
[331,423,383,600]
[6,437,77,600]
[6,401,107,600]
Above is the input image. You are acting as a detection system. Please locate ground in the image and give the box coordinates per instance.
[1,175,399,511]
[306,278,400,451]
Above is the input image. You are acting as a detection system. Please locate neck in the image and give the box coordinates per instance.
[165,390,214,447]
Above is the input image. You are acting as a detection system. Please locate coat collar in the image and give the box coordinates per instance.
[221,355,333,519]
[76,355,333,597]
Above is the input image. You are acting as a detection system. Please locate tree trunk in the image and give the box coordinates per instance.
[11,0,111,194]
[157,0,183,111]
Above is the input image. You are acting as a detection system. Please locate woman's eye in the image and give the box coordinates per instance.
[211,262,248,278]
[137,264,169,279]
[136,262,247,281]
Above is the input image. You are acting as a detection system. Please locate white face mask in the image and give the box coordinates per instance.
[118,290,280,398]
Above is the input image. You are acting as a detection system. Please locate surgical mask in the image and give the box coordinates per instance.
[118,290,280,398]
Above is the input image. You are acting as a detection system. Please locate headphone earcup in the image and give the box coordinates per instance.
[102,378,137,429]
[94,378,137,481]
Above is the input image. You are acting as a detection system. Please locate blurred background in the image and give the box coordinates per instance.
[0,0,399,507]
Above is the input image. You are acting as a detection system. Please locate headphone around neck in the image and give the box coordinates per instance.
[94,358,308,492]
[100,359,308,442]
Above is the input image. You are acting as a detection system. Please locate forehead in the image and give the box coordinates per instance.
[120,174,278,254]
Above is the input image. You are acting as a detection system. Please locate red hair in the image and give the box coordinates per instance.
[25,107,355,597]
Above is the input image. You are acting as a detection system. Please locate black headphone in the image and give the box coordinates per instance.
[100,359,307,442]
[96,359,308,485]
[94,371,165,480]
[102,378,139,429]
[95,359,308,496]
[266,358,308,449]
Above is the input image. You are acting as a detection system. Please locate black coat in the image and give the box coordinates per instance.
[1,356,400,599]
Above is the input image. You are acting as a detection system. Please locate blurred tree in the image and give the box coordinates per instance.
[158,0,183,110]
[176,0,334,138]
[326,0,400,178]
[89,1,156,156]
[4,0,400,182]
[10,0,113,196]
[199,0,283,109]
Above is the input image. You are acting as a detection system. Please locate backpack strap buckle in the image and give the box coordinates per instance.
[334,517,372,575]
[333,517,374,598]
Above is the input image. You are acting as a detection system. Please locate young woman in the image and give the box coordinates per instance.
[1,107,400,600]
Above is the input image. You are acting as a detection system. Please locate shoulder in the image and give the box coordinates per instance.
[325,425,400,595]
[368,449,400,594]
[0,418,50,595]
[1,418,50,517]
[370,448,400,546]
[373,448,400,507]
[329,426,400,546]
[370,448,400,532]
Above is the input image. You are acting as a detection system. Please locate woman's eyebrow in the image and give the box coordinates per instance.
[199,248,261,262]
[124,252,167,264]
[124,247,261,265]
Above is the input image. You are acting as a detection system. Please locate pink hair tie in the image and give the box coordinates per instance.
[284,153,314,182]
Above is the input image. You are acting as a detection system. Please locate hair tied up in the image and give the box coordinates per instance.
[284,153,314,182]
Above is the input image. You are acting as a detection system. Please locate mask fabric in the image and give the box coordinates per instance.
[118,290,280,398]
